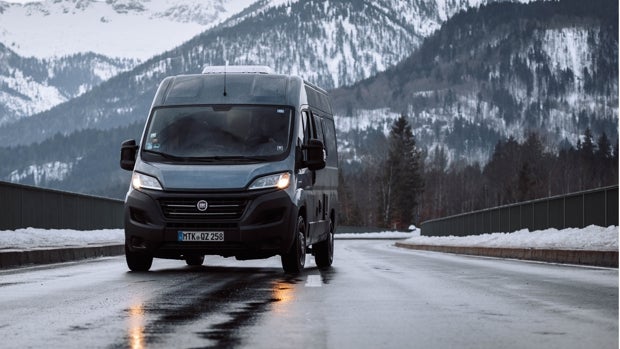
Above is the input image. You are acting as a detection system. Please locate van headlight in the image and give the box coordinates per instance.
[132,172,163,191]
[249,172,291,190]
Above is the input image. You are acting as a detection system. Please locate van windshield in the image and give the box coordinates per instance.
[142,105,292,161]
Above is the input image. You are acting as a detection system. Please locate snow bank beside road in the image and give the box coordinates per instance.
[0,228,124,250]
[0,225,617,251]
[402,225,618,251]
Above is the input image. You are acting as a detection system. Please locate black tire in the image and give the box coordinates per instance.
[185,255,204,266]
[125,244,153,272]
[281,215,307,273]
[314,217,334,269]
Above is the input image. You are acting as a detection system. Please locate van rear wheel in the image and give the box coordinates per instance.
[314,217,334,269]
[125,244,153,272]
[281,215,306,273]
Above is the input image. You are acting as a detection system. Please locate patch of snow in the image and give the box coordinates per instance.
[335,108,400,135]
[8,161,74,185]
[0,228,124,250]
[402,225,618,251]
[0,70,66,119]
[541,27,591,82]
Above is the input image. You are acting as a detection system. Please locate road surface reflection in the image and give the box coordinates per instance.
[120,265,335,347]
[128,304,145,349]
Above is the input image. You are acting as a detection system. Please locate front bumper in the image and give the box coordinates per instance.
[124,187,297,260]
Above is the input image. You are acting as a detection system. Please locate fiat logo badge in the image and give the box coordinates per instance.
[196,200,208,212]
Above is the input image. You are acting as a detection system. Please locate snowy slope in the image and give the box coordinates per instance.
[335,26,618,165]
[0,0,258,60]
[212,0,534,88]
[0,44,135,125]
[332,0,618,166]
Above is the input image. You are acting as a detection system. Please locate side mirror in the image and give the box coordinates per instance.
[120,139,138,171]
[303,139,326,171]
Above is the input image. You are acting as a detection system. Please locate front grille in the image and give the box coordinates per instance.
[160,198,247,220]
[166,222,238,230]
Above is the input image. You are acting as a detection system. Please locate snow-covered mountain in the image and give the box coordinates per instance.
[0,0,530,128]
[211,0,530,89]
[0,0,258,60]
[0,0,529,145]
[0,0,263,125]
[0,42,134,125]
[332,0,618,165]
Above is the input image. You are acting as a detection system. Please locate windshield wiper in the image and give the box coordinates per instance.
[191,155,269,162]
[144,151,268,163]
[143,150,192,161]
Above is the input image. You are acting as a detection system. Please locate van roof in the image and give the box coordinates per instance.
[201,65,274,74]
[151,69,332,116]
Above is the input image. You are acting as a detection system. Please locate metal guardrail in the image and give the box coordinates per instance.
[0,181,124,230]
[421,186,618,237]
[2,180,616,236]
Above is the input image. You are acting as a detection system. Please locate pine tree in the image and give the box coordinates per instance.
[483,137,521,205]
[594,132,614,187]
[379,115,424,230]
[577,128,596,190]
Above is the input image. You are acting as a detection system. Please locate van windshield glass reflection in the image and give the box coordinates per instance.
[142,106,292,160]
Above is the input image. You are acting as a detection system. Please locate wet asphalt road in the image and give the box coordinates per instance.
[0,239,617,349]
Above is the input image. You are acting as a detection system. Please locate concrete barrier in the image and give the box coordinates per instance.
[0,244,124,269]
[395,242,618,268]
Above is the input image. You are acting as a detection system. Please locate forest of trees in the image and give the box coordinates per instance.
[338,117,619,229]
[421,129,618,221]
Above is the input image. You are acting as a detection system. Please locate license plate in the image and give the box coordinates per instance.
[177,231,224,242]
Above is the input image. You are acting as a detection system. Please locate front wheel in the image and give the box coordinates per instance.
[125,244,153,272]
[281,215,307,273]
[314,217,334,269]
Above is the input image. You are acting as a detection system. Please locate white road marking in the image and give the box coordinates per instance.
[305,274,322,287]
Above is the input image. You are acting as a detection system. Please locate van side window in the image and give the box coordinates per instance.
[311,113,330,159]
[322,118,338,167]
[312,112,324,144]
[301,110,312,144]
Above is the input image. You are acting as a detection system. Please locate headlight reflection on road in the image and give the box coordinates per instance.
[128,304,145,349]
[271,280,296,314]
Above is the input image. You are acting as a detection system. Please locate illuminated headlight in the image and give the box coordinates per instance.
[132,172,163,191]
[249,172,291,190]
